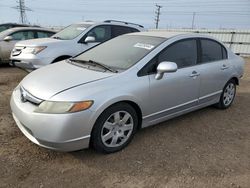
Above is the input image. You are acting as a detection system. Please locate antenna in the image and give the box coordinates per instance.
[155,4,163,29]
[12,0,32,24]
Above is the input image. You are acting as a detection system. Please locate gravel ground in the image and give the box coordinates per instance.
[0,59,250,188]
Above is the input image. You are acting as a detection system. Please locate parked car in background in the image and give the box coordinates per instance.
[0,27,55,64]
[10,32,244,153]
[10,20,144,70]
[0,23,40,33]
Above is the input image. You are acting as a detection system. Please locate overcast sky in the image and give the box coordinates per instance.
[0,0,250,29]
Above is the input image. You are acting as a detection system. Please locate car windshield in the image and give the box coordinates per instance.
[0,26,8,32]
[0,29,13,40]
[52,23,92,40]
[74,35,165,70]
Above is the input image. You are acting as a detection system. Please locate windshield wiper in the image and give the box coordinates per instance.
[70,58,118,73]
[88,60,118,73]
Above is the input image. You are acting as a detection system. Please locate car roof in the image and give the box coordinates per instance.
[74,20,144,30]
[127,31,223,43]
[0,23,28,26]
[127,31,190,38]
[4,27,55,33]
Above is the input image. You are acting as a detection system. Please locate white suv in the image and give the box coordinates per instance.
[10,20,144,70]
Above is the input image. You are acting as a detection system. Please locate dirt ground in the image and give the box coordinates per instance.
[0,59,250,188]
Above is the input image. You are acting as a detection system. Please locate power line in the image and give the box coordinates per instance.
[12,0,32,24]
[155,4,163,29]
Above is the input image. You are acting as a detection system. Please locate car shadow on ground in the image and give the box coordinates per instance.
[0,63,12,68]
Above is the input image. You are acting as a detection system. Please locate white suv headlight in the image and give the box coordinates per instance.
[23,46,47,55]
[34,100,93,114]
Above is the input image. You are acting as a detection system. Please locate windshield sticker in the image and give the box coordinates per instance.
[76,27,86,31]
[134,43,155,50]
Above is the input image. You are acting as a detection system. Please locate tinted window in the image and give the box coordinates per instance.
[86,25,111,42]
[11,31,35,40]
[158,39,197,68]
[222,46,227,59]
[201,39,224,63]
[112,26,138,37]
[37,31,54,38]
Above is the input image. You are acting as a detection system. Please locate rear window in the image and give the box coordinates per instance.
[112,26,139,37]
[201,39,227,63]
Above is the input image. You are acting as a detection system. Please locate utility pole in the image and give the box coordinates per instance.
[191,12,196,29]
[155,4,162,29]
[12,0,31,24]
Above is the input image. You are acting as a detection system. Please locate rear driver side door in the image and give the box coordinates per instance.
[197,38,231,104]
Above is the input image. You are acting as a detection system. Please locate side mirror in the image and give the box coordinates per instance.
[155,61,178,80]
[4,36,13,42]
[84,36,96,43]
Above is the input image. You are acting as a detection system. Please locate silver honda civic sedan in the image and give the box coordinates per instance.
[10,31,245,153]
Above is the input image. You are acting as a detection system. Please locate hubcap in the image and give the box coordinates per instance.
[101,111,134,147]
[223,83,235,106]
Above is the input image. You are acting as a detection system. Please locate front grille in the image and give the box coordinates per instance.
[12,46,25,56]
[20,86,43,105]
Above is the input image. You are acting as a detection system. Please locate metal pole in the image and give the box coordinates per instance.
[155,4,163,29]
[192,12,196,29]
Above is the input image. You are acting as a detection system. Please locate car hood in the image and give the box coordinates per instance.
[20,61,114,100]
[15,37,66,47]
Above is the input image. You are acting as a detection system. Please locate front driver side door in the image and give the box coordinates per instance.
[145,39,201,124]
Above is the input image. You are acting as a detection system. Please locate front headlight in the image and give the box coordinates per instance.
[34,100,93,114]
[23,46,47,55]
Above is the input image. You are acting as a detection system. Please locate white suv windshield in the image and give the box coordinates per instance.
[52,24,92,40]
[75,35,165,70]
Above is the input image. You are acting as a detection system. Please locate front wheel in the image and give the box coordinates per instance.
[215,79,236,109]
[91,103,138,153]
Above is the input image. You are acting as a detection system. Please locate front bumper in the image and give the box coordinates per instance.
[10,88,94,152]
[11,54,53,69]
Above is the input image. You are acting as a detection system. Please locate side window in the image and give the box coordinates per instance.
[37,31,54,38]
[158,39,197,69]
[86,25,111,42]
[11,31,35,40]
[200,39,224,63]
[112,26,139,38]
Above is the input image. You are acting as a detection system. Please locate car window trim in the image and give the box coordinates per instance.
[137,37,199,77]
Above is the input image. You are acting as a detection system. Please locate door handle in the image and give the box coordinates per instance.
[189,71,200,78]
[221,64,229,70]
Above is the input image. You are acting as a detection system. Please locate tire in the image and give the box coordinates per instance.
[51,56,71,64]
[215,79,236,109]
[91,103,138,153]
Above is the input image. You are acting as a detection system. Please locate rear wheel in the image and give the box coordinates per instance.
[215,79,236,109]
[91,103,138,153]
